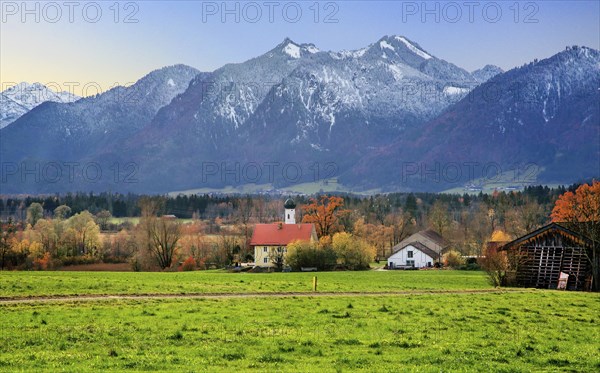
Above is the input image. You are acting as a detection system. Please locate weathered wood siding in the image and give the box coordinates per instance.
[516,232,589,290]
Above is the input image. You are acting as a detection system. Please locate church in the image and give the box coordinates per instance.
[250,199,318,267]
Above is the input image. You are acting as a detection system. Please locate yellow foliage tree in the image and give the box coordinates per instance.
[332,232,375,270]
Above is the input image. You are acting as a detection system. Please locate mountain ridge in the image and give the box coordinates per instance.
[1,39,597,194]
[0,82,80,129]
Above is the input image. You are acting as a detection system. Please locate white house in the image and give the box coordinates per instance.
[387,229,447,269]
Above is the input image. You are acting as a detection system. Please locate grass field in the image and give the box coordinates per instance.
[1,271,598,372]
[0,271,490,298]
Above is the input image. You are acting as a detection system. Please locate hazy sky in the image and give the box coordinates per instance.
[1,0,599,96]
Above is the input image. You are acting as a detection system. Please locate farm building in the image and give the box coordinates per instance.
[387,229,448,269]
[250,199,317,267]
[500,223,594,291]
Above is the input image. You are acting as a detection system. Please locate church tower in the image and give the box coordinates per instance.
[284,198,296,224]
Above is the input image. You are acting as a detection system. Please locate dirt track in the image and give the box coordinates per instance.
[0,288,528,304]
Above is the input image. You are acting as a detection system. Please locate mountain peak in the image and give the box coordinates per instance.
[0,82,81,130]
[274,37,320,58]
[281,36,295,45]
[379,35,433,60]
[472,65,504,82]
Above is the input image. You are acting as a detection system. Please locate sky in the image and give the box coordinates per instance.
[1,0,599,96]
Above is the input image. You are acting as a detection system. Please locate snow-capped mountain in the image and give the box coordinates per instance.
[0,82,80,129]
[116,35,483,191]
[344,46,600,190]
[0,65,199,191]
[1,38,598,194]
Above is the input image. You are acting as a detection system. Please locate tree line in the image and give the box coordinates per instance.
[0,182,593,273]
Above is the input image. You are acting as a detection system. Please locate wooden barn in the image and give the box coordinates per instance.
[500,223,594,291]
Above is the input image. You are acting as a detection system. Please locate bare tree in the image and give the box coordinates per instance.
[429,201,451,237]
[235,196,253,260]
[95,210,112,231]
[269,247,286,271]
[142,216,181,270]
[138,197,181,270]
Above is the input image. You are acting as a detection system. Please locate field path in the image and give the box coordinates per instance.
[0,288,530,304]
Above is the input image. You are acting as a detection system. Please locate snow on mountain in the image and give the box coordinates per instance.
[3,36,596,193]
[472,64,504,83]
[346,46,600,191]
[283,43,301,58]
[0,64,200,185]
[443,86,469,95]
[0,82,80,129]
[394,36,432,60]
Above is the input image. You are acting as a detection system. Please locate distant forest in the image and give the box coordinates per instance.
[0,184,577,223]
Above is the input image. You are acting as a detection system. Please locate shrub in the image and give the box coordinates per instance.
[478,248,510,287]
[33,252,52,271]
[286,240,336,271]
[61,255,99,266]
[181,256,196,271]
[443,250,465,268]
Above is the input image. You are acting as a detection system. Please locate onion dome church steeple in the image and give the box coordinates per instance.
[284,199,296,224]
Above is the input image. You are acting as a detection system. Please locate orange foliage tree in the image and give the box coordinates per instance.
[301,195,348,238]
[551,181,600,223]
[551,180,600,291]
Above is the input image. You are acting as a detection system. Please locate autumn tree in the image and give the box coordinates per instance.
[0,219,18,270]
[26,203,43,227]
[551,180,600,291]
[54,205,72,220]
[302,195,347,237]
[64,211,101,256]
[332,232,375,270]
[285,239,336,271]
[33,219,58,256]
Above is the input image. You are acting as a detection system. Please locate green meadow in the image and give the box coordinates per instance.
[0,271,598,372]
[0,270,490,298]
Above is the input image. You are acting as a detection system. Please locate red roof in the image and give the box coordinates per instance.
[250,223,316,246]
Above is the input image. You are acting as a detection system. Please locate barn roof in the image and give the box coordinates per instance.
[394,241,441,260]
[499,222,594,251]
[250,223,316,246]
[419,229,449,247]
[389,229,448,258]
